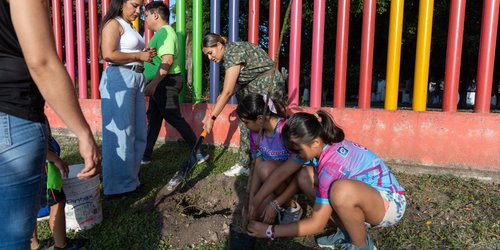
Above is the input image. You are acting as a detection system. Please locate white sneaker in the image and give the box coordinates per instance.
[223,163,249,177]
[280,201,303,224]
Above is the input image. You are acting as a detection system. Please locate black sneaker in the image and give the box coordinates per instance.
[45,238,87,250]
[195,152,209,164]
[141,157,151,165]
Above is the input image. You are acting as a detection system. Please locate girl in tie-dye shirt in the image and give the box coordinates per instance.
[248,111,406,250]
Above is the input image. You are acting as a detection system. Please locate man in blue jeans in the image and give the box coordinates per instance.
[142,1,208,165]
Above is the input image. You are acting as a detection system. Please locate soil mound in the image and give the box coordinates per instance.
[156,175,249,248]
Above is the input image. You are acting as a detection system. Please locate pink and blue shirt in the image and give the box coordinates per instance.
[250,118,290,162]
[315,140,405,205]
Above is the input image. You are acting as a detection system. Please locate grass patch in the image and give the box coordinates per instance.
[37,135,500,249]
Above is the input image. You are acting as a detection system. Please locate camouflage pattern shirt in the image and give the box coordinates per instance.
[222,41,285,102]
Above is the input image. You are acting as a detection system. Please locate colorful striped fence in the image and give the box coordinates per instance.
[46,0,499,170]
[54,0,499,113]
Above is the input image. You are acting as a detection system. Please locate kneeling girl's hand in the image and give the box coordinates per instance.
[262,203,277,224]
[247,220,268,238]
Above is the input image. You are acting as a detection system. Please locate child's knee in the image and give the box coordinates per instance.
[329,180,355,207]
[296,167,314,191]
[256,160,278,179]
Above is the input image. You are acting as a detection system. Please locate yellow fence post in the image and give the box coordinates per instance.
[413,0,434,111]
[133,18,139,32]
[385,0,404,110]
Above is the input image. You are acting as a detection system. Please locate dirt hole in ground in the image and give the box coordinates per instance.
[156,175,250,248]
[176,196,233,219]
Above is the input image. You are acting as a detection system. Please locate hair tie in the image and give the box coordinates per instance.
[314,112,322,123]
[262,94,277,114]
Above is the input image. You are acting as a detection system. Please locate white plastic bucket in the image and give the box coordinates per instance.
[62,164,102,232]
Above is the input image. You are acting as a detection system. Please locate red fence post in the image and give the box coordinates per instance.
[288,0,302,106]
[310,0,326,108]
[269,0,280,65]
[358,0,376,109]
[475,0,500,113]
[443,0,466,112]
[52,0,63,61]
[248,0,260,45]
[102,0,110,70]
[64,0,75,85]
[89,0,100,99]
[333,0,350,108]
[76,0,87,98]
[144,0,154,45]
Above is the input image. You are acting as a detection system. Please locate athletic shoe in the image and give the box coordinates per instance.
[339,233,377,250]
[195,152,209,164]
[316,227,350,249]
[280,201,303,224]
[165,171,185,191]
[37,206,50,221]
[223,163,249,177]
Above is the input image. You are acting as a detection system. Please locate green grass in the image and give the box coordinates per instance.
[37,135,500,249]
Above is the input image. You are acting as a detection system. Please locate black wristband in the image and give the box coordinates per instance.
[211,115,217,121]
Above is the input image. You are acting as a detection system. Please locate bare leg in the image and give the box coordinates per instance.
[257,160,289,197]
[329,180,385,247]
[296,167,342,227]
[254,160,279,219]
[31,227,39,250]
[49,201,67,248]
[296,166,316,202]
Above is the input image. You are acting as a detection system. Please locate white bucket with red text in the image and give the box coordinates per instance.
[62,164,102,232]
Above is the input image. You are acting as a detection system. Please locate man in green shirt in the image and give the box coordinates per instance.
[142,1,208,165]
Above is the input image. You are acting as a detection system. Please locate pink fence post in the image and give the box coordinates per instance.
[144,0,154,45]
[475,0,500,113]
[64,0,75,85]
[89,0,100,99]
[76,0,87,98]
[443,0,466,112]
[52,0,63,61]
[248,0,260,45]
[268,0,280,65]
[288,0,302,106]
[310,0,326,108]
[102,0,110,70]
[358,0,376,109]
[334,0,350,108]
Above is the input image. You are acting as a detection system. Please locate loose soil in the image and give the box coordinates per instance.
[155,172,499,249]
[156,175,250,248]
[52,135,499,249]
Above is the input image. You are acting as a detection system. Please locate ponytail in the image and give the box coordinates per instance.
[282,111,344,150]
[315,110,344,144]
[202,33,228,48]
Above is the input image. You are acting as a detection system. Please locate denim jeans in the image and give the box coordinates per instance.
[0,112,47,250]
[100,66,147,195]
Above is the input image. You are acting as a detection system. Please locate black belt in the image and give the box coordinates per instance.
[110,64,144,73]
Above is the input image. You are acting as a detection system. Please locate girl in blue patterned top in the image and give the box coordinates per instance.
[238,93,303,225]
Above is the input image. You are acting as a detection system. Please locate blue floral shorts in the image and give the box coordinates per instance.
[374,191,406,227]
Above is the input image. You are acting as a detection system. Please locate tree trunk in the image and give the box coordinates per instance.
[185,33,193,93]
